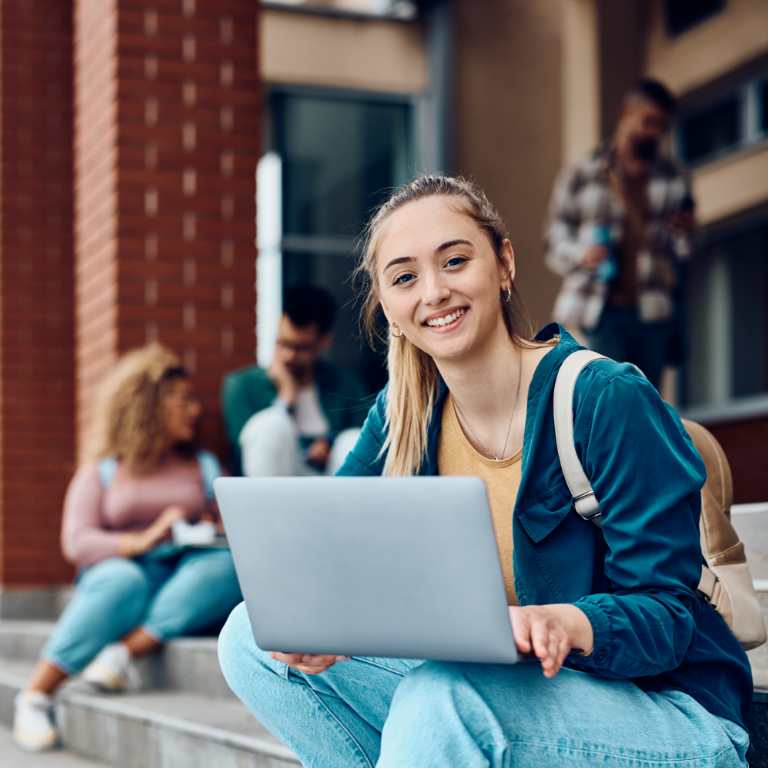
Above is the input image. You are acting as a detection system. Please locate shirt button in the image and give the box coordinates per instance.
[595,650,608,664]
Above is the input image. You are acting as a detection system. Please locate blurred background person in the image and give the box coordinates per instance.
[544,78,696,391]
[222,285,367,477]
[13,344,241,753]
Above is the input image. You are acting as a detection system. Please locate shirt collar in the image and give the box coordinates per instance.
[424,324,582,476]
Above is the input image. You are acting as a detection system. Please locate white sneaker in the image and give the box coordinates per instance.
[82,643,141,692]
[13,690,59,752]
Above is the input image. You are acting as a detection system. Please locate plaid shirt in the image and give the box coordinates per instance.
[544,144,695,330]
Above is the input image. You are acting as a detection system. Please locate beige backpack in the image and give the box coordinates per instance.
[554,350,767,651]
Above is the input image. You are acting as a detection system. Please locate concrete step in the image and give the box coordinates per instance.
[3,612,768,764]
[0,659,299,768]
[0,721,112,768]
[7,610,768,690]
[0,621,235,700]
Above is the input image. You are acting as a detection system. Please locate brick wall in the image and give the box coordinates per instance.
[707,417,768,505]
[0,0,259,603]
[75,0,260,458]
[0,0,76,588]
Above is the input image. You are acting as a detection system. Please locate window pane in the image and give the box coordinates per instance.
[283,250,388,394]
[275,92,412,394]
[682,97,741,163]
[761,81,768,133]
[666,0,725,36]
[275,94,410,238]
[730,226,768,399]
[684,221,768,406]
[267,0,416,19]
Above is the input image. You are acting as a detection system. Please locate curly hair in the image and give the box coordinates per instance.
[84,343,195,468]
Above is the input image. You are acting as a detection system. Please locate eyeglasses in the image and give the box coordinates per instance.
[276,338,317,354]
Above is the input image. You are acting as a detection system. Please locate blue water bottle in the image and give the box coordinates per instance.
[591,224,617,282]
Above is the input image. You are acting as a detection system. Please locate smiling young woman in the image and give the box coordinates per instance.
[359,177,544,478]
[218,176,752,768]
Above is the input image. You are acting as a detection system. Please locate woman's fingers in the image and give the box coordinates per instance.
[542,633,561,677]
[269,652,350,675]
[510,606,576,678]
[547,630,561,669]
[530,617,550,661]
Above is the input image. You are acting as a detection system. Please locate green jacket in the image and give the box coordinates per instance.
[222,360,369,475]
[337,325,752,733]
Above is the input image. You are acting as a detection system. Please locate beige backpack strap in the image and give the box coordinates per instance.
[553,350,608,527]
[696,565,719,603]
[554,352,726,615]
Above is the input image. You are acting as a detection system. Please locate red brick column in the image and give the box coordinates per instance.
[75,0,260,457]
[0,0,77,611]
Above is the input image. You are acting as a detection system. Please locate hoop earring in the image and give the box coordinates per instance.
[502,286,512,302]
[390,323,403,338]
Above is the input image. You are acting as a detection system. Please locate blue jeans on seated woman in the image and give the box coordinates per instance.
[41,547,242,676]
[218,602,750,768]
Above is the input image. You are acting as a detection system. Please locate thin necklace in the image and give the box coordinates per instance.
[453,345,523,461]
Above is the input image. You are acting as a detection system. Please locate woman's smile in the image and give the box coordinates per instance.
[422,306,468,332]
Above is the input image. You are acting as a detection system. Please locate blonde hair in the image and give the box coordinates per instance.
[358,175,533,477]
[84,343,193,469]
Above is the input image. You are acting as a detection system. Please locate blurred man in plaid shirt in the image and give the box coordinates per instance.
[544,79,696,391]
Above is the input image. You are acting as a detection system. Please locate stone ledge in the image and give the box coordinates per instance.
[0,665,299,768]
[0,589,73,621]
[0,623,235,700]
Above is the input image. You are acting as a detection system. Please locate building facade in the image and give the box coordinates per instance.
[260,0,768,503]
[0,0,260,616]
[0,0,765,614]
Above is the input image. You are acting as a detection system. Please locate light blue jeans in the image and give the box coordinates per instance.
[42,547,242,675]
[219,603,750,768]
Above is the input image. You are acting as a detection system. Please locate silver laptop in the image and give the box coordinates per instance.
[214,476,518,664]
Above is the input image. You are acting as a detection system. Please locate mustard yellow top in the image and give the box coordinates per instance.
[437,393,523,606]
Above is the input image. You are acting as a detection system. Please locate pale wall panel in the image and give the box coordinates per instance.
[645,0,768,95]
[262,9,428,93]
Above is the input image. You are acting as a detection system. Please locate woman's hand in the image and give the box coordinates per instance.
[142,505,187,549]
[120,505,187,557]
[509,604,593,678]
[269,652,351,675]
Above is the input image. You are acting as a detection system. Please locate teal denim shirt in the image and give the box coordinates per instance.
[337,324,752,732]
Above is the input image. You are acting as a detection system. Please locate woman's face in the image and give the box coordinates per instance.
[376,196,515,364]
[164,378,202,445]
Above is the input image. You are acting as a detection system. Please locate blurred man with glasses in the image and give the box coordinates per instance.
[222,285,366,476]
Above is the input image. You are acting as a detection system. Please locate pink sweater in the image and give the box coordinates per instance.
[61,455,217,568]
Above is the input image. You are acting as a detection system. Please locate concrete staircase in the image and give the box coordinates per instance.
[0,622,299,768]
[1,606,767,767]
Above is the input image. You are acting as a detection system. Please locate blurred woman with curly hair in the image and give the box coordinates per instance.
[13,344,242,752]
